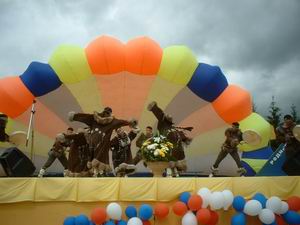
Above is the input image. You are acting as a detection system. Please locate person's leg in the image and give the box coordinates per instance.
[58,154,69,176]
[230,150,246,175]
[38,152,56,177]
[133,149,142,165]
[213,148,228,168]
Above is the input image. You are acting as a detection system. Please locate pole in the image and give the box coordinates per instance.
[26,100,36,160]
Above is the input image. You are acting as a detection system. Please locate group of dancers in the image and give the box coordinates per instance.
[1,102,299,177]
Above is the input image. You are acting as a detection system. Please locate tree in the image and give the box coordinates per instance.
[290,104,300,123]
[267,96,282,128]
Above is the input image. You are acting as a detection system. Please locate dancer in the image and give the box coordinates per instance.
[147,101,193,177]
[210,122,246,177]
[38,127,74,177]
[133,126,153,165]
[0,114,9,142]
[110,127,140,177]
[69,107,138,177]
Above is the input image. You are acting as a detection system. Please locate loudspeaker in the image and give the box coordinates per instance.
[282,152,300,176]
[0,147,36,177]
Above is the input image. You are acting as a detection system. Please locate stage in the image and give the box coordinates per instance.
[0,177,299,225]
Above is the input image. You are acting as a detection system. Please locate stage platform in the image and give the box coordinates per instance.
[0,177,299,225]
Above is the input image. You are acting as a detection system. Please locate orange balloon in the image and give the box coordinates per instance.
[276,215,287,225]
[90,207,107,225]
[207,210,219,225]
[212,85,252,123]
[173,201,188,216]
[154,203,169,219]
[0,76,34,118]
[196,208,211,224]
[287,196,300,211]
[188,195,203,211]
[125,37,162,75]
[86,35,125,75]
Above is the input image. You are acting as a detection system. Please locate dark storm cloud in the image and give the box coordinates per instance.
[0,0,299,117]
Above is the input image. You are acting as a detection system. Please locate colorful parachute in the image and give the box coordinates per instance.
[0,36,274,175]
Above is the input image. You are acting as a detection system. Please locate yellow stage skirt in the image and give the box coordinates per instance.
[0,177,299,225]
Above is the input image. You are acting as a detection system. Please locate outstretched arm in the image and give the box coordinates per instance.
[147,101,164,121]
[68,112,94,126]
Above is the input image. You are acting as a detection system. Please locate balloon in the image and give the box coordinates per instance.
[107,203,122,220]
[104,221,115,225]
[142,221,151,225]
[209,192,224,210]
[127,217,143,225]
[179,192,191,204]
[89,221,95,225]
[282,210,300,224]
[196,208,211,224]
[278,201,289,215]
[75,215,90,225]
[207,210,219,225]
[91,207,107,224]
[173,201,188,216]
[252,193,267,208]
[139,204,153,221]
[182,211,197,225]
[266,196,282,214]
[197,187,211,208]
[259,209,275,224]
[117,220,127,225]
[125,206,137,219]
[154,203,169,219]
[275,215,287,225]
[64,217,76,225]
[233,196,246,212]
[231,213,246,225]
[287,196,300,211]
[243,200,262,216]
[187,195,203,211]
[222,190,234,210]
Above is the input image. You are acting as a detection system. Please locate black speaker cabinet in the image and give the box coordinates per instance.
[0,147,36,177]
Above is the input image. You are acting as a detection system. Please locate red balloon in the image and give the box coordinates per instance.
[173,201,188,216]
[207,210,219,225]
[276,215,287,225]
[90,207,107,225]
[142,220,151,225]
[287,196,300,211]
[154,203,169,219]
[187,195,203,211]
[196,208,211,224]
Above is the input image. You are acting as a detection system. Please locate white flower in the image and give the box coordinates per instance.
[147,143,158,150]
[154,150,159,156]
[153,137,161,143]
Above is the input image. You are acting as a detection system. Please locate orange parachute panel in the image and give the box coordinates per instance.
[85,35,125,75]
[212,85,252,124]
[125,37,162,75]
[0,76,34,118]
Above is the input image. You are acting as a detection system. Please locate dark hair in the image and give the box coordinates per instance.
[67,127,74,131]
[232,122,240,127]
[146,126,153,130]
[104,107,112,113]
[284,114,293,120]
[0,114,8,118]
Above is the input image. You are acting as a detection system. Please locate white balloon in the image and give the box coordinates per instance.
[259,208,275,224]
[244,200,263,216]
[106,202,122,220]
[197,187,211,208]
[127,217,143,225]
[278,201,289,214]
[222,190,234,210]
[182,211,197,225]
[209,192,225,210]
[266,196,282,214]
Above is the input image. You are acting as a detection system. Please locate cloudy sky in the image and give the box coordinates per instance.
[0,0,299,117]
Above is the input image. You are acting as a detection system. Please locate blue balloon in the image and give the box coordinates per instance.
[179,192,191,204]
[231,213,246,225]
[104,220,115,225]
[139,204,153,220]
[64,217,76,225]
[283,210,300,224]
[117,220,127,225]
[75,215,90,225]
[252,193,267,208]
[233,196,246,212]
[89,221,95,225]
[125,205,137,218]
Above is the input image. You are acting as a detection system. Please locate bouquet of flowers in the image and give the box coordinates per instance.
[141,134,174,162]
